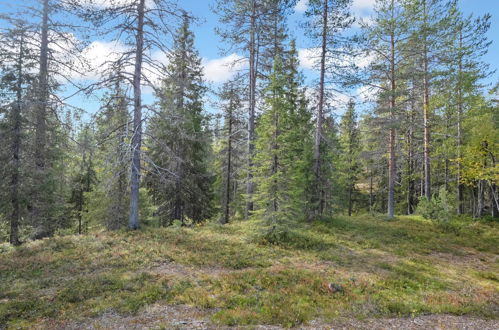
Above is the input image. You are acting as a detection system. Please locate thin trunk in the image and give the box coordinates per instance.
[33,0,50,236]
[313,0,328,217]
[245,0,257,219]
[9,33,25,246]
[222,97,233,225]
[348,184,353,216]
[128,0,145,230]
[490,183,499,217]
[407,126,414,215]
[456,27,464,214]
[477,181,484,217]
[387,4,396,219]
[490,154,498,217]
[272,104,279,215]
[369,169,373,213]
[422,0,431,199]
[78,189,83,234]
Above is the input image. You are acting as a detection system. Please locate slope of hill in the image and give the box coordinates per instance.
[0,215,498,329]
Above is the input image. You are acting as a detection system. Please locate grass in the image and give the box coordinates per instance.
[0,214,498,328]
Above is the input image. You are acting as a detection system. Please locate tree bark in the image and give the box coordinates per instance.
[456,27,464,214]
[222,97,233,225]
[245,0,257,219]
[128,0,145,230]
[348,184,353,216]
[9,32,25,246]
[312,0,328,218]
[407,124,414,215]
[387,4,396,219]
[422,0,431,200]
[369,168,374,213]
[33,0,50,237]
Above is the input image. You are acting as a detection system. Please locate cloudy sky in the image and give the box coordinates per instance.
[1,0,498,117]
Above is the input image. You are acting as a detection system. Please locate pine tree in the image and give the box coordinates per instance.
[304,0,354,217]
[361,0,409,218]
[146,15,213,225]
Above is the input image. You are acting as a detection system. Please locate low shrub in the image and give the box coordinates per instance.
[417,187,456,225]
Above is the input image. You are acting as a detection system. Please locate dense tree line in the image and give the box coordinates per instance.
[0,0,497,244]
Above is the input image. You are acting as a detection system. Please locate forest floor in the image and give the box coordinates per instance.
[0,215,498,329]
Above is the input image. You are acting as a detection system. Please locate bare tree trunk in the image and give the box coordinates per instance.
[490,183,499,218]
[369,168,373,213]
[348,184,353,216]
[222,102,233,225]
[407,127,414,215]
[387,9,396,219]
[422,0,431,200]
[9,33,25,246]
[245,0,257,219]
[128,0,145,230]
[477,181,484,218]
[33,0,50,237]
[77,188,83,234]
[456,28,464,215]
[272,105,279,215]
[312,0,328,218]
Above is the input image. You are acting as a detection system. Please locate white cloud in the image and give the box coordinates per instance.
[352,0,376,11]
[298,48,318,71]
[351,0,376,26]
[78,40,129,80]
[294,0,309,13]
[356,85,377,102]
[297,47,371,71]
[202,53,246,83]
[77,0,155,9]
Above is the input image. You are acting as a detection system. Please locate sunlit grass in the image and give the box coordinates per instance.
[0,215,497,328]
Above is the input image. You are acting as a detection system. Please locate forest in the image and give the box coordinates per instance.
[0,0,498,328]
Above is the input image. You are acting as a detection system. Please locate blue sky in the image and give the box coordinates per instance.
[1,0,498,117]
[181,0,499,83]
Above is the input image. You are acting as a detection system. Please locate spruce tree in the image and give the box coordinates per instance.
[146,15,213,225]
[87,79,131,231]
[338,99,361,216]
[253,41,313,230]
[216,77,247,224]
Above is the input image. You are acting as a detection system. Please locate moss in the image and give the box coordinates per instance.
[0,214,497,327]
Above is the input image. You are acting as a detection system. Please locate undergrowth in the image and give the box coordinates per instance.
[0,215,497,328]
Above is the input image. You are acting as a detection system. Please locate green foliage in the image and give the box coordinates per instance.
[0,215,498,327]
[417,187,457,224]
[146,14,213,225]
[252,41,313,226]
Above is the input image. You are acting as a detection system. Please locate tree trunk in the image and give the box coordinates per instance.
[348,184,353,216]
[456,27,464,215]
[477,181,484,218]
[491,183,499,218]
[33,0,50,237]
[9,33,25,246]
[312,0,328,218]
[369,168,373,213]
[128,0,145,230]
[422,0,431,200]
[245,0,257,219]
[387,9,396,219]
[407,127,414,215]
[222,102,233,225]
